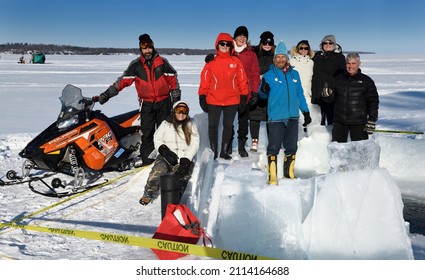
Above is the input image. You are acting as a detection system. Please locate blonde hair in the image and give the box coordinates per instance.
[290,40,315,58]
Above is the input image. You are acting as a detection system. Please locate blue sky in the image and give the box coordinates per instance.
[1,0,424,54]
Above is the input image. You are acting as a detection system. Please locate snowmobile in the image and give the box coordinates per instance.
[1,84,142,197]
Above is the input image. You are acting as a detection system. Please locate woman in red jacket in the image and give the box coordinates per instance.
[232,26,260,157]
[198,32,249,160]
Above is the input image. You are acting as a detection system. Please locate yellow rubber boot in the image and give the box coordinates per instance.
[268,155,278,185]
[284,154,296,179]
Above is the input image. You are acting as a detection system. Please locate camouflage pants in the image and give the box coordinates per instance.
[144,155,194,196]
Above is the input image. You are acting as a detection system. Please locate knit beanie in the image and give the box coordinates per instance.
[260,31,274,45]
[234,26,249,38]
[321,34,336,45]
[173,101,189,113]
[139,34,154,49]
[274,41,288,58]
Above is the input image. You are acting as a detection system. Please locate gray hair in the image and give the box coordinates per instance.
[346,52,361,62]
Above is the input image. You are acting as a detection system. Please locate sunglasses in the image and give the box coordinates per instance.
[262,38,273,46]
[175,107,189,115]
[322,41,334,45]
[140,42,154,49]
[299,47,309,50]
[218,41,232,47]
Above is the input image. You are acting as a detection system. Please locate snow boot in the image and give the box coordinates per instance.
[238,139,248,157]
[283,154,296,179]
[220,143,232,160]
[227,143,233,155]
[139,190,159,206]
[267,155,278,185]
[211,142,218,159]
[250,139,258,152]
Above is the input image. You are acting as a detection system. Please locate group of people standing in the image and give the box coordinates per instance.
[198,27,378,184]
[198,26,314,184]
[93,28,379,203]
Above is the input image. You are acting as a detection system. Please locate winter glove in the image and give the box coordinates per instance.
[158,144,179,166]
[239,95,247,114]
[249,92,258,107]
[302,112,312,127]
[199,95,208,113]
[260,78,270,95]
[364,120,376,135]
[321,82,333,98]
[170,89,181,103]
[205,53,215,63]
[175,157,192,176]
[91,92,111,105]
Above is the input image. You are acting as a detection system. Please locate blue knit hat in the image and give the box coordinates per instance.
[274,41,288,58]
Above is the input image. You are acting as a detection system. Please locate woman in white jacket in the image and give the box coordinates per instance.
[290,40,314,103]
[290,40,320,125]
[140,101,200,205]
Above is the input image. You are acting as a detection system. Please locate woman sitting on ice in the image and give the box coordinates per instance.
[139,101,199,205]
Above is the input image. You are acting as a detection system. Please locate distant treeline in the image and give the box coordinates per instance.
[0,42,375,55]
[0,43,214,55]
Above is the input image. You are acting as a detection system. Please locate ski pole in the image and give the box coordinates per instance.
[373,129,423,135]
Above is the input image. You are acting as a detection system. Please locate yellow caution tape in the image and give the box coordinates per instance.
[0,221,275,260]
[3,166,147,227]
[1,165,275,260]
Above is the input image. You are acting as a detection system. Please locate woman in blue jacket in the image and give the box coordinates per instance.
[258,41,311,184]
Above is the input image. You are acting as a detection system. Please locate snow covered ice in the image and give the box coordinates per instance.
[1,54,425,261]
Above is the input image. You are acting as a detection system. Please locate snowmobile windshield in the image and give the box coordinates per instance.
[56,84,94,129]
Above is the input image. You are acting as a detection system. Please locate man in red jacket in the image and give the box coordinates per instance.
[94,34,181,166]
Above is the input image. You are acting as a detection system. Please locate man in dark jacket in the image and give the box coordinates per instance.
[93,34,181,166]
[322,52,379,142]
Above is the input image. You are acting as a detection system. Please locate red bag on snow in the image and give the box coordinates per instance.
[152,204,211,260]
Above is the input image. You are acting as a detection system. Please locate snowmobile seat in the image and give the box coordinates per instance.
[95,110,140,140]
[105,118,139,140]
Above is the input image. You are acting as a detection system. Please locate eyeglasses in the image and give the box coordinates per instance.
[322,41,334,45]
[140,42,154,49]
[299,47,309,50]
[175,107,189,115]
[218,41,232,47]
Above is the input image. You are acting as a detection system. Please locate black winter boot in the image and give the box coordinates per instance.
[227,142,233,155]
[267,155,278,185]
[283,154,296,179]
[238,139,248,157]
[219,143,232,160]
[211,142,218,159]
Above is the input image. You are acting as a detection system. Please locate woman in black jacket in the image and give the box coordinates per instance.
[312,35,346,126]
[249,31,275,152]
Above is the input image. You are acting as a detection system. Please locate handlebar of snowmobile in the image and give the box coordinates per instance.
[79,98,95,107]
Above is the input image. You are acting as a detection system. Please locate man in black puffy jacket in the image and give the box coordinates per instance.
[322,52,379,142]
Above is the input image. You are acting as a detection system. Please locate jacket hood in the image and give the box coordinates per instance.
[320,34,337,52]
[215,33,235,50]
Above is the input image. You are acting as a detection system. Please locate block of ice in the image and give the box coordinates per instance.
[302,168,414,259]
[328,139,380,172]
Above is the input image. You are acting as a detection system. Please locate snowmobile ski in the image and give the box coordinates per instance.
[28,175,109,198]
[27,164,148,198]
[0,169,56,187]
